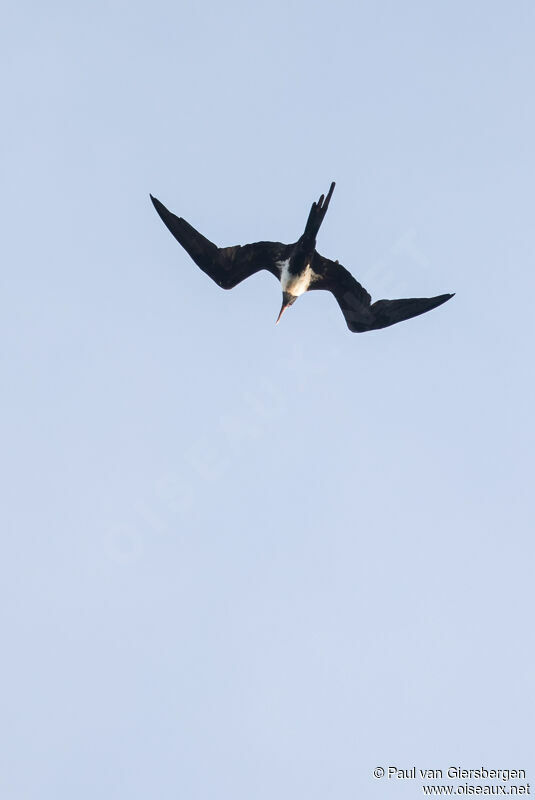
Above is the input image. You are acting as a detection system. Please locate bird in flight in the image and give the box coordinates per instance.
[150,183,453,333]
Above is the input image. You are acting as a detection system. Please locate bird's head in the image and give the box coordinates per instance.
[276,291,297,325]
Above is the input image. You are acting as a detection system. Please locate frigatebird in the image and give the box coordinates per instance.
[150,183,453,332]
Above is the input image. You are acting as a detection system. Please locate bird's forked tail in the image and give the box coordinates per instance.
[304,181,336,239]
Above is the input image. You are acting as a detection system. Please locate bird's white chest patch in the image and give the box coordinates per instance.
[277,259,318,297]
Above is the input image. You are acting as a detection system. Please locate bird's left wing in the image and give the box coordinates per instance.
[310,253,454,332]
[151,195,290,289]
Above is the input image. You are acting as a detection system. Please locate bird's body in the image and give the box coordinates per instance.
[278,259,318,296]
[150,183,453,333]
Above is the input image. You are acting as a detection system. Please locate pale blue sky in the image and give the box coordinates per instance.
[1,1,534,797]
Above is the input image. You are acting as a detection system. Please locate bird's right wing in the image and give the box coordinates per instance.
[311,254,454,332]
[309,255,374,330]
[151,195,291,289]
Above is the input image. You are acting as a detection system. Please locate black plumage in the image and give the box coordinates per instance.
[150,184,453,333]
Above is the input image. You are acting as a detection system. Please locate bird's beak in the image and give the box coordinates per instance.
[276,292,294,325]
[276,303,289,325]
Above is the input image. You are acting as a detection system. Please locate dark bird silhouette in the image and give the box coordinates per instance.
[150,183,453,332]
